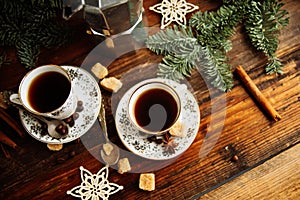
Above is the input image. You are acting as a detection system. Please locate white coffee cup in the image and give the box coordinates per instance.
[128,81,181,135]
[10,65,77,120]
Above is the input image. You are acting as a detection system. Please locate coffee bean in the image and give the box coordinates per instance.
[69,151,76,157]
[77,100,83,107]
[68,118,75,127]
[63,116,75,127]
[73,112,79,120]
[231,155,239,162]
[64,117,73,124]
[61,126,68,135]
[156,139,163,144]
[55,124,64,132]
[147,135,157,143]
[55,124,68,136]
[76,106,84,112]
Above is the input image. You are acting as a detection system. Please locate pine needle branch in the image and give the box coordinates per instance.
[147,26,200,81]
[147,26,233,91]
[245,0,289,74]
[146,0,289,91]
[189,4,244,51]
[203,47,233,92]
[0,0,70,69]
[146,26,197,55]
[16,39,40,69]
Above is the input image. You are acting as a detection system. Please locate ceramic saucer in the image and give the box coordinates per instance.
[115,78,200,160]
[19,66,101,144]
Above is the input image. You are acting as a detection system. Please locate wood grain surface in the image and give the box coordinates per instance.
[0,0,300,199]
[200,142,300,200]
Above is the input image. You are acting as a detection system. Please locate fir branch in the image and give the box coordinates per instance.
[0,0,70,69]
[245,0,289,74]
[156,43,203,82]
[157,56,190,81]
[147,26,200,81]
[0,23,22,46]
[37,21,71,48]
[146,26,196,55]
[203,47,233,91]
[189,4,243,51]
[266,57,283,74]
[147,26,233,91]
[146,0,289,91]
[17,39,40,69]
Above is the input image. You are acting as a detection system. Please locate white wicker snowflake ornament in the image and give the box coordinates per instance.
[149,0,199,29]
[67,166,123,200]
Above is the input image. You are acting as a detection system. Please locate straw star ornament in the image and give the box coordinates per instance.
[149,0,199,29]
[67,166,123,200]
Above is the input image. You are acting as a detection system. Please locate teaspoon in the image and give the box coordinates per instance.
[9,97,68,139]
[98,100,120,166]
[31,114,68,139]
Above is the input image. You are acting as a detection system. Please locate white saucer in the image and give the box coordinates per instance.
[115,78,200,160]
[19,66,101,144]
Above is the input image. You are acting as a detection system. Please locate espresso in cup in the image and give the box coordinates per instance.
[10,65,77,119]
[128,81,181,135]
[28,71,71,113]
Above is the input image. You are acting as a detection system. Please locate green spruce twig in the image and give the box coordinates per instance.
[245,0,289,74]
[0,0,71,69]
[189,4,244,52]
[146,26,233,91]
[146,0,289,91]
[146,26,200,81]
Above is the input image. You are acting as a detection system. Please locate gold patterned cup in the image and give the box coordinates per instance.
[128,81,181,135]
[10,65,77,120]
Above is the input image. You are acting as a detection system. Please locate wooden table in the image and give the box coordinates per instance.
[1,0,300,199]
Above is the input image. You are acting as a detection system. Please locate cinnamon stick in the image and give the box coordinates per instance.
[0,143,11,159]
[0,129,18,149]
[0,108,25,137]
[235,66,282,121]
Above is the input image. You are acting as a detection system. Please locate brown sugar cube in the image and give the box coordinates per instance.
[139,173,155,191]
[47,143,63,151]
[105,37,115,48]
[91,63,108,79]
[103,143,114,156]
[169,121,185,137]
[118,158,131,174]
[100,77,122,93]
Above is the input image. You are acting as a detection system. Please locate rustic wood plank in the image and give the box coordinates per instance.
[0,0,300,199]
[199,142,300,199]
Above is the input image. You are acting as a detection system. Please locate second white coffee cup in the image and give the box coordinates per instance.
[128,81,181,135]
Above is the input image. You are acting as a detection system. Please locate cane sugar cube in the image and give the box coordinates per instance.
[139,173,155,191]
[169,121,185,137]
[91,63,108,79]
[47,143,63,151]
[103,143,113,156]
[118,158,131,174]
[105,37,115,48]
[100,77,122,93]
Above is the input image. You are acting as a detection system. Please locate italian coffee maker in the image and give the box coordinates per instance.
[63,0,143,36]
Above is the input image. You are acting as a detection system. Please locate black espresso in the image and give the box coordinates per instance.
[134,88,178,132]
[28,71,71,113]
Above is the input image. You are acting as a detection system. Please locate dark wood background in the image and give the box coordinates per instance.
[0,0,300,199]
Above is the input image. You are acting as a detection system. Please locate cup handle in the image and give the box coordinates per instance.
[9,94,23,106]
